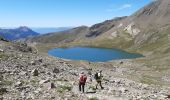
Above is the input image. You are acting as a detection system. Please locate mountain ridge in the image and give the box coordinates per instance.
[31,0,170,58]
[0,26,39,41]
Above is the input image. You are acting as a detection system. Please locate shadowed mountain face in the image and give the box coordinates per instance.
[86,16,127,37]
[32,0,170,56]
[0,26,39,41]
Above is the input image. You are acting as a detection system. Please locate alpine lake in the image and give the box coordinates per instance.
[48,46,143,62]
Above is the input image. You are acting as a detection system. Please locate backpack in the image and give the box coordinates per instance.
[94,73,99,80]
[79,74,87,83]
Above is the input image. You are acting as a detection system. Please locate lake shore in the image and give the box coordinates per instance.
[1,40,170,100]
[34,43,170,87]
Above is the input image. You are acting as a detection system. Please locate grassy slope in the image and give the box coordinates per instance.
[35,27,170,86]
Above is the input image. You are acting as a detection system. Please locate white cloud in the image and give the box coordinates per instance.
[119,4,132,10]
[106,4,132,12]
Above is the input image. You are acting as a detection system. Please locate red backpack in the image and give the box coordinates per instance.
[79,74,87,83]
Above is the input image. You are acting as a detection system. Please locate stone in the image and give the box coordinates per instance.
[30,61,36,65]
[159,94,168,99]
[53,68,60,74]
[0,88,8,95]
[120,61,124,64]
[31,69,39,76]
[20,71,27,76]
[0,97,3,100]
[51,97,55,99]
[166,95,170,99]
[86,88,96,94]
[34,88,42,94]
[47,72,51,75]
[27,93,35,99]
[88,71,92,75]
[50,83,56,89]
[0,75,3,81]
[38,59,43,63]
[108,88,116,94]
[0,49,4,52]
[142,84,149,90]
[110,80,115,83]
[15,81,22,87]
[39,79,50,85]
[119,87,128,93]
[16,85,30,91]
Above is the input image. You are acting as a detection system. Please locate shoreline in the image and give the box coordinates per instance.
[37,43,145,62]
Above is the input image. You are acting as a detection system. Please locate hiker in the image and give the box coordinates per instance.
[78,72,87,93]
[94,70,104,89]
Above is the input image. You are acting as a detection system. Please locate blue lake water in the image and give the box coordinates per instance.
[48,47,143,62]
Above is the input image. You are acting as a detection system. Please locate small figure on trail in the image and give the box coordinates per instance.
[94,70,104,89]
[78,72,87,93]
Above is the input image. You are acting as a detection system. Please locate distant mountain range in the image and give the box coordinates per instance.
[0,27,73,41]
[0,26,39,40]
[31,27,73,34]
[31,0,170,61]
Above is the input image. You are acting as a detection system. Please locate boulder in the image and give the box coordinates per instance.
[16,85,30,91]
[120,61,124,64]
[0,75,3,81]
[15,81,22,87]
[31,69,39,76]
[53,68,60,74]
[38,59,43,63]
[0,88,8,95]
[0,49,4,52]
[166,95,170,99]
[86,88,96,94]
[0,97,3,100]
[34,88,42,94]
[19,71,28,76]
[47,72,51,75]
[159,94,169,99]
[30,61,36,65]
[39,79,50,85]
[119,87,128,93]
[50,83,56,89]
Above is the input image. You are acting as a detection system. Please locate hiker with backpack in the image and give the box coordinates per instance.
[78,72,87,93]
[94,70,104,89]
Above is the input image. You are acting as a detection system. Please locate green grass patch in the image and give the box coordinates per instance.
[87,97,98,100]
[140,75,162,85]
[30,79,39,86]
[57,85,72,93]
[0,80,13,86]
[0,53,9,60]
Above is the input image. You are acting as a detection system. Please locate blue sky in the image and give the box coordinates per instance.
[0,0,152,27]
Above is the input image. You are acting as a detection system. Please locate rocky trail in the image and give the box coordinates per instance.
[0,41,170,100]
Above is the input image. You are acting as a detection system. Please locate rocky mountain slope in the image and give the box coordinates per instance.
[1,39,170,100]
[31,26,89,43]
[26,0,170,91]
[30,0,170,56]
[1,0,170,99]
[0,26,39,41]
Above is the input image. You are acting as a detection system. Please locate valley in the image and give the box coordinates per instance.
[1,0,170,99]
[28,0,170,88]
